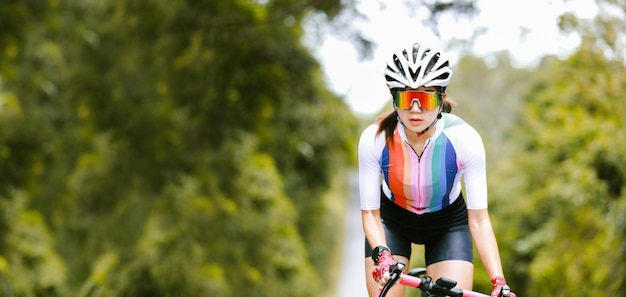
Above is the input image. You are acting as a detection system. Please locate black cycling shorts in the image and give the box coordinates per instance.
[364,193,473,266]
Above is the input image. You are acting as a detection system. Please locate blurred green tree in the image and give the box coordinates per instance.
[0,0,359,296]
[494,45,626,296]
[491,1,626,294]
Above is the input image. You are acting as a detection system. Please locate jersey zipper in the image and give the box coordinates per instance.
[404,139,431,209]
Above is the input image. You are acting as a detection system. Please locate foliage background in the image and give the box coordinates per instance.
[1,0,625,296]
[1,1,357,296]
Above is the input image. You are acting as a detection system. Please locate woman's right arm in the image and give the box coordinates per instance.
[361,209,386,249]
[358,125,386,249]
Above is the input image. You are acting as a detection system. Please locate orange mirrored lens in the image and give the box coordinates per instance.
[393,91,442,110]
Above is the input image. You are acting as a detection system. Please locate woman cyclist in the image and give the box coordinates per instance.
[358,40,516,297]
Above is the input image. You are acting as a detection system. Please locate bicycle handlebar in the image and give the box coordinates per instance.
[378,260,510,297]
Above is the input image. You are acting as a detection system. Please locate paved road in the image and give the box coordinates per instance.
[336,171,369,297]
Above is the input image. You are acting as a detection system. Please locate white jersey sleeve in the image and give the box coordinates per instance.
[357,124,386,210]
[446,123,488,210]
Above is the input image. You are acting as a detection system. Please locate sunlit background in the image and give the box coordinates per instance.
[309,0,598,115]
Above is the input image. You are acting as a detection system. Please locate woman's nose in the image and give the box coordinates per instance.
[409,100,423,112]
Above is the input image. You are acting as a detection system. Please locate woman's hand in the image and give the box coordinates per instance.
[372,246,395,286]
[491,276,517,297]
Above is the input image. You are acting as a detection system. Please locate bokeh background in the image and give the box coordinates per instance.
[0,1,624,296]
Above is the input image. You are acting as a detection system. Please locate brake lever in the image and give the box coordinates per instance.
[390,260,405,277]
[500,285,511,297]
[378,261,406,297]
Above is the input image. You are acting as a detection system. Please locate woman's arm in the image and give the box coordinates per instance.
[468,208,504,279]
[358,124,387,248]
[361,209,386,249]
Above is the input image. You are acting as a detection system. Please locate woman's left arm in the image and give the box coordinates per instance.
[468,209,504,279]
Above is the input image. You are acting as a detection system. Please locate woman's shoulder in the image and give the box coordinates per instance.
[360,123,382,142]
[359,122,390,150]
[442,113,467,127]
[442,113,476,131]
[441,113,482,142]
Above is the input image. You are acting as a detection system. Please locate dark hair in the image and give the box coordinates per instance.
[376,97,456,144]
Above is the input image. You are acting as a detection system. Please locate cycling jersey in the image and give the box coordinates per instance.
[358,113,488,214]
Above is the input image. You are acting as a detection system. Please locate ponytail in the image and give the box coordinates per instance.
[376,110,398,144]
[442,97,455,113]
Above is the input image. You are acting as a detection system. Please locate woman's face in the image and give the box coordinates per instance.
[393,86,443,136]
[392,87,445,133]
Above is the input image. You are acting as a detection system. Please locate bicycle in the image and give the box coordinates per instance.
[378,260,512,297]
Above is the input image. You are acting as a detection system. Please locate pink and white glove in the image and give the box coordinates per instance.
[372,246,394,283]
[491,276,517,297]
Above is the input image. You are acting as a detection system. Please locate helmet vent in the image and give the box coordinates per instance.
[393,54,407,77]
[435,72,450,81]
[384,74,399,85]
[410,67,420,82]
[411,44,421,63]
[424,53,439,75]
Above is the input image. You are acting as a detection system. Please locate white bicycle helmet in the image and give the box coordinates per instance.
[384,42,453,89]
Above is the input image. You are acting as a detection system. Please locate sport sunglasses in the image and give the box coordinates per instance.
[392,90,443,111]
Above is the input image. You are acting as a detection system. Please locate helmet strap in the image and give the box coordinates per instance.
[415,112,442,137]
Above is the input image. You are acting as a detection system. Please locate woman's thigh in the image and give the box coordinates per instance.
[423,228,474,290]
[426,260,474,290]
[424,227,473,266]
